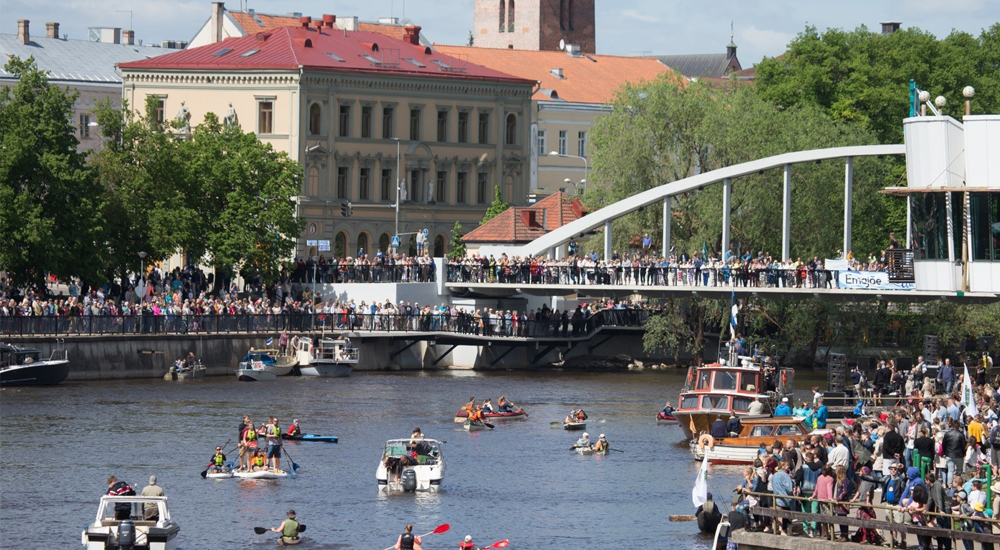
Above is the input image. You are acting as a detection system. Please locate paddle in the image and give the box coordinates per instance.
[282,447,300,475]
[200,438,232,478]
[488,540,510,549]
[608,448,625,453]
[254,524,307,535]
[483,420,495,430]
[550,421,563,428]
[508,401,528,417]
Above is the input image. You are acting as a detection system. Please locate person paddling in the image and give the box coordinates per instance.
[394,524,423,550]
[459,535,475,550]
[497,396,514,413]
[573,432,592,449]
[461,397,476,416]
[208,446,227,473]
[286,419,301,437]
[592,434,609,453]
[271,509,300,545]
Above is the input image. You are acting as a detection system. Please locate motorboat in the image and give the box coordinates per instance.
[164,359,205,381]
[563,421,586,430]
[1,341,70,386]
[241,349,297,377]
[295,337,357,377]
[376,438,445,492]
[673,352,795,440]
[463,420,488,432]
[656,411,678,425]
[235,360,277,382]
[81,495,180,550]
[233,469,290,480]
[690,418,830,465]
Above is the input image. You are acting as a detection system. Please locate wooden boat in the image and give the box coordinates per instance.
[656,411,678,425]
[690,418,831,465]
[563,421,587,430]
[285,433,338,443]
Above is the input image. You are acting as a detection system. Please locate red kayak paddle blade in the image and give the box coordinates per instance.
[492,540,510,548]
[433,524,450,534]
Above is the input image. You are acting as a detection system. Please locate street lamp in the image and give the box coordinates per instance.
[549,151,589,193]
[138,251,147,281]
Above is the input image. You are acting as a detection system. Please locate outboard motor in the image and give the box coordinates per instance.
[116,519,136,550]
[401,468,417,492]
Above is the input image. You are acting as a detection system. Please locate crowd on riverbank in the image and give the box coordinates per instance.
[729,356,999,547]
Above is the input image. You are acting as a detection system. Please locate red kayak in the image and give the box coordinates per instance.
[656,412,678,425]
[454,409,527,421]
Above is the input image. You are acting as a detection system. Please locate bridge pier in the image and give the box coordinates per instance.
[604,220,612,260]
[844,157,853,255]
[722,178,732,259]
[662,197,671,258]
[782,164,791,261]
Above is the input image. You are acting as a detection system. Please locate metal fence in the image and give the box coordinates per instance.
[1,309,650,337]
[303,264,437,284]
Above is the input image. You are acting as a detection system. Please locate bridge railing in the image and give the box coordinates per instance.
[448,264,840,289]
[0,310,649,338]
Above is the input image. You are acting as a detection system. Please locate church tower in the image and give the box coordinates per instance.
[473,0,596,53]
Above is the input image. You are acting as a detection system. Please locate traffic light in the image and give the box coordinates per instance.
[340,201,353,217]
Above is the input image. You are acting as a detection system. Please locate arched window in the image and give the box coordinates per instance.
[307,166,319,196]
[407,236,417,257]
[567,0,574,30]
[499,0,506,32]
[379,233,391,252]
[505,113,517,145]
[357,232,369,256]
[335,231,348,259]
[559,0,566,30]
[508,0,515,32]
[504,174,515,203]
[309,103,321,135]
[434,235,446,257]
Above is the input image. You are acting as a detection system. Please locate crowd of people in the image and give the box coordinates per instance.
[290,252,437,284]
[726,352,999,548]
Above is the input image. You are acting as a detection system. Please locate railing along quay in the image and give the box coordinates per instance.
[1,309,650,338]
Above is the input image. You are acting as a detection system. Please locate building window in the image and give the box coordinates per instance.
[359,168,371,201]
[577,131,587,157]
[971,193,1000,261]
[258,101,273,134]
[477,172,489,204]
[409,169,422,203]
[436,170,448,203]
[508,0,515,32]
[307,166,319,196]
[358,233,369,256]
[457,172,468,204]
[309,103,321,135]
[478,113,490,144]
[154,97,165,125]
[382,106,394,138]
[79,114,90,138]
[379,233,391,252]
[409,108,421,141]
[499,0,506,32]
[338,105,350,137]
[361,106,372,138]
[437,110,448,142]
[558,130,567,155]
[505,113,517,145]
[537,130,546,156]
[458,112,469,143]
[381,168,393,201]
[337,166,348,199]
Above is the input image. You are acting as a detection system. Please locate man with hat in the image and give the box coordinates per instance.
[271,509,300,545]
[774,397,792,416]
[140,475,164,520]
[880,462,908,549]
[458,535,475,550]
[592,434,609,453]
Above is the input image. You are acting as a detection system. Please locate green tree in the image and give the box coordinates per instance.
[448,221,467,260]
[0,56,104,290]
[480,184,509,225]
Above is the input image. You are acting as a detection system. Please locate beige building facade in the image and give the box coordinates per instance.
[120,22,535,260]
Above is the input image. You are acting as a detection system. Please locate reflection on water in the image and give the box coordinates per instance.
[0,369,826,550]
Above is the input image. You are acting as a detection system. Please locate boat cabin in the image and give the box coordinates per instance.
[315,338,359,363]
[242,351,277,365]
[678,361,794,415]
[0,344,42,369]
[721,417,822,444]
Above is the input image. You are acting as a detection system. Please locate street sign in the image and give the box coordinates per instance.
[422,228,429,236]
[391,235,400,248]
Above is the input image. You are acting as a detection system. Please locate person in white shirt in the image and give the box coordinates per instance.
[828,435,850,469]
[747,397,765,416]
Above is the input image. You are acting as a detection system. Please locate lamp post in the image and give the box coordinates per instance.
[549,151,589,193]
[138,251,147,281]
[392,137,405,246]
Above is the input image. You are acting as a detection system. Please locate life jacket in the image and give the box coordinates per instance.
[399,533,415,550]
[595,440,608,452]
[245,428,257,442]
[269,425,280,438]
[287,424,300,436]
[459,543,475,550]
[254,456,265,467]
[282,519,300,539]
[213,453,225,466]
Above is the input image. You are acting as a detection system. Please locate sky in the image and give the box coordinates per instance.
[3,0,998,65]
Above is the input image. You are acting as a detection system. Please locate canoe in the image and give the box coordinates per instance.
[454,409,527,422]
[463,420,488,432]
[563,421,587,430]
[285,433,338,443]
[205,470,233,479]
[656,412,678,425]
[574,446,607,456]
[233,469,290,479]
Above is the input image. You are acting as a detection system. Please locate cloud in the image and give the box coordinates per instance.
[621,9,660,24]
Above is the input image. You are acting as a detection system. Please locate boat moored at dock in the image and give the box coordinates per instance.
[296,337,357,377]
[1,341,70,386]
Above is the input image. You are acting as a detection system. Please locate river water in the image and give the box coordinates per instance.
[0,370,798,550]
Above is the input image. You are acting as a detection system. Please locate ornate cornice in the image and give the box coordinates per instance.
[121,71,299,86]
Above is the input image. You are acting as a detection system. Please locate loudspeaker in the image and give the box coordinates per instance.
[828,353,848,392]
[923,335,939,362]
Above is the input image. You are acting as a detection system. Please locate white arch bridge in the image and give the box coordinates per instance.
[447,143,1000,303]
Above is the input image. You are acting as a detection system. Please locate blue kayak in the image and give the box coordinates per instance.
[286,433,338,443]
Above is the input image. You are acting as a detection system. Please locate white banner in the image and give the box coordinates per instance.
[825,258,850,271]
[837,270,915,291]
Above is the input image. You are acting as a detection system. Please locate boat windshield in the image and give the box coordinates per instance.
[739,372,759,392]
[713,371,737,391]
[383,439,441,459]
[696,370,712,390]
[774,423,805,436]
[681,395,699,409]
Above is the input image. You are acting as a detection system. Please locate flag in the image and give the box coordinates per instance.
[265,337,274,346]
[961,363,978,418]
[692,453,709,508]
[730,288,738,338]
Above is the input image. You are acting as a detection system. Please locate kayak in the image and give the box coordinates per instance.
[656,412,678,425]
[285,433,339,443]
[205,470,233,479]
[233,469,290,479]
[463,420,488,432]
[454,409,527,422]
[563,421,587,430]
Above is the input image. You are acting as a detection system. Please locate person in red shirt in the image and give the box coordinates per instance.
[459,535,475,550]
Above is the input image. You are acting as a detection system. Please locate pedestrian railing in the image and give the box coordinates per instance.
[300,263,437,284]
[0,310,650,337]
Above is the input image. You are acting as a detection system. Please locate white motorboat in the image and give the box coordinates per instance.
[295,337,357,377]
[235,361,277,381]
[81,495,179,550]
[233,468,290,480]
[563,421,586,430]
[1,341,70,386]
[242,349,297,376]
[376,438,445,492]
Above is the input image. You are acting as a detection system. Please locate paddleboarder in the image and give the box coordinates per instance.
[271,509,300,545]
[394,524,423,550]
[266,417,283,472]
[207,446,227,473]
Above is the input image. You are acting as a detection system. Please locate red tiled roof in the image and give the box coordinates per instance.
[463,192,586,243]
[434,45,675,104]
[119,26,533,86]
[228,11,409,42]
